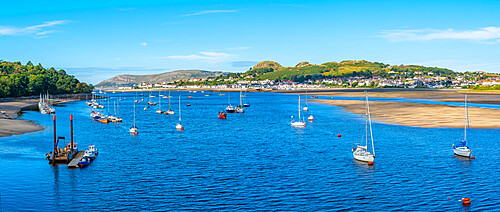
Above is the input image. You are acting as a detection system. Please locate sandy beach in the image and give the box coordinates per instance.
[311,99,500,128]
[0,100,43,137]
[284,89,500,105]
[0,94,90,137]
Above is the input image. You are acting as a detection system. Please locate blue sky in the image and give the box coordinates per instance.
[1,0,499,84]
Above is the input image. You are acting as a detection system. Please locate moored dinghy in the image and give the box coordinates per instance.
[453,94,472,157]
[352,92,375,164]
[218,111,227,119]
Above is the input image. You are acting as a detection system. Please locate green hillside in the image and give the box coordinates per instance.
[246,60,456,82]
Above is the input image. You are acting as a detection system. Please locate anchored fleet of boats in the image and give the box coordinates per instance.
[79,89,476,167]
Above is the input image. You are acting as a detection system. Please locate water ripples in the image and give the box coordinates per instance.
[0,92,499,211]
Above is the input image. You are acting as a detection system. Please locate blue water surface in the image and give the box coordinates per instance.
[0,92,499,211]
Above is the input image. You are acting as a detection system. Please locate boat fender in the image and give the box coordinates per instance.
[471,156,475,159]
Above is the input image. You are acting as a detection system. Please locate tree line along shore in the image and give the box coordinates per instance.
[0,60,93,98]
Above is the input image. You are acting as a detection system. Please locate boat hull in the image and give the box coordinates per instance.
[353,152,374,163]
[291,122,306,127]
[453,148,472,157]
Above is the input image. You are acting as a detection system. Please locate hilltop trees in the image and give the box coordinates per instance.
[0,60,93,98]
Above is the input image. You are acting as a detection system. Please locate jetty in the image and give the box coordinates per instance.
[46,115,97,168]
[67,150,85,168]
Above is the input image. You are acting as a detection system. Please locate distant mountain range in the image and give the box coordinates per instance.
[96,70,226,87]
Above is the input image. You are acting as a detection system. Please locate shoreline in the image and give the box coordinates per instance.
[310,99,500,129]
[283,88,500,105]
[0,94,89,138]
[103,88,270,93]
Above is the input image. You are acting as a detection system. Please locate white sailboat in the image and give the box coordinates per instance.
[453,94,472,157]
[39,93,47,114]
[130,98,139,134]
[156,93,162,114]
[47,92,55,113]
[291,95,306,127]
[352,92,375,164]
[108,101,122,123]
[226,92,235,113]
[165,91,174,115]
[243,89,250,107]
[176,95,184,130]
[303,90,309,111]
[235,88,245,113]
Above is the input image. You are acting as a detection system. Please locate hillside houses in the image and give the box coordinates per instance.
[112,70,498,91]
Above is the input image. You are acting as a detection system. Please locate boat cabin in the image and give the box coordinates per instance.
[66,143,78,152]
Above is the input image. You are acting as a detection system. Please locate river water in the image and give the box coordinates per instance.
[0,92,498,211]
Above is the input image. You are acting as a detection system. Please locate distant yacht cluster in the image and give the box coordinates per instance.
[86,90,122,123]
[38,92,55,114]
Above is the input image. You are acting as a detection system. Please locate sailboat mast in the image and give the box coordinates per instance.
[305,90,308,106]
[240,88,242,105]
[465,94,468,143]
[298,95,301,121]
[365,96,368,147]
[179,95,181,122]
[133,98,136,126]
[107,95,110,115]
[366,92,375,156]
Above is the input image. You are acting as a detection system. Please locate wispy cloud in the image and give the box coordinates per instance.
[227,46,251,50]
[117,8,135,11]
[381,27,500,43]
[140,42,148,46]
[181,10,238,17]
[157,52,235,60]
[0,20,69,38]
